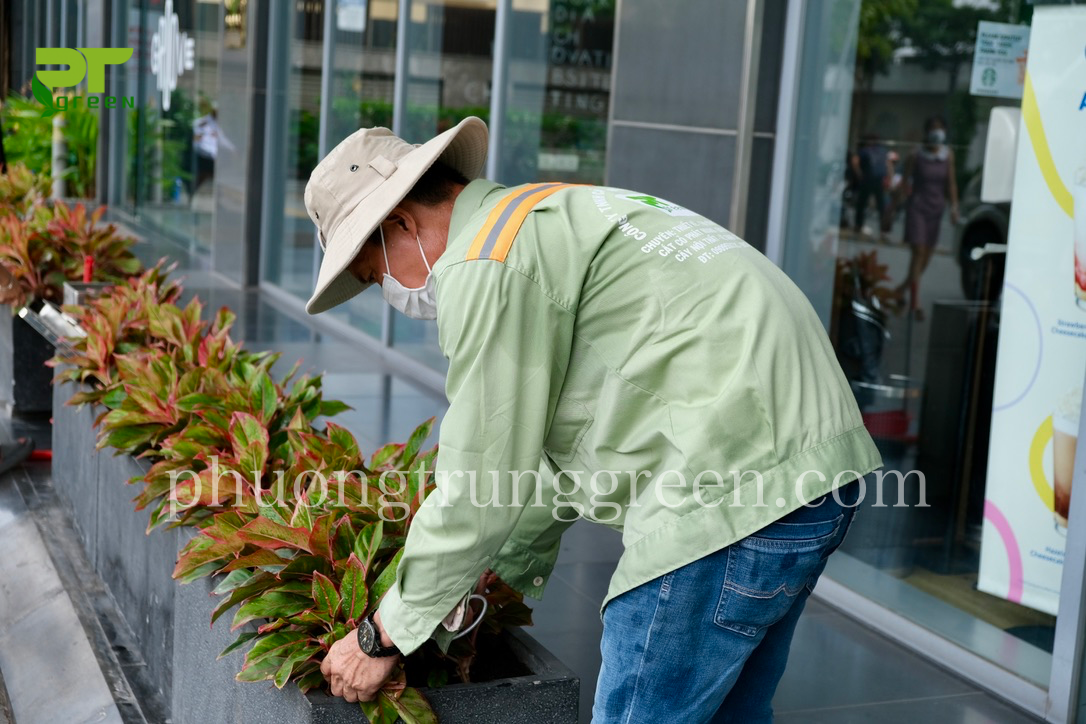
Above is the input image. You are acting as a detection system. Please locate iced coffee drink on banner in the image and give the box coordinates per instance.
[1075,169,1086,308]
[1053,387,1081,531]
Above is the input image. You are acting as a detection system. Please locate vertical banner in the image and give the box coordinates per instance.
[978,6,1086,615]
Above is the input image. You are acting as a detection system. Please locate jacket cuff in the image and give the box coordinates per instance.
[377,562,492,656]
[377,584,433,656]
[431,625,457,655]
[491,538,553,599]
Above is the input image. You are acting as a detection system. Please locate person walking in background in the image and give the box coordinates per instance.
[894,116,959,321]
[851,132,893,241]
[191,102,235,196]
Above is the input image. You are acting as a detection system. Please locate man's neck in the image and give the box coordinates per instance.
[446,178,505,247]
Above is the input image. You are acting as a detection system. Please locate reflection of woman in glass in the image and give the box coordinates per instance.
[894,116,959,320]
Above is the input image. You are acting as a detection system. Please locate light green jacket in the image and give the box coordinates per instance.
[378,180,883,654]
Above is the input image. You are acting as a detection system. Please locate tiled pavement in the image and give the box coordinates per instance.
[0,418,128,724]
[528,520,1042,723]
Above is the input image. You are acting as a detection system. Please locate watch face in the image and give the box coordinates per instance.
[359,622,376,652]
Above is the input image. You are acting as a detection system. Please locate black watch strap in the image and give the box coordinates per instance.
[358,611,401,658]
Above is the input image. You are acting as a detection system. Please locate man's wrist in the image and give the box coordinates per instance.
[355,610,401,658]
[373,610,396,649]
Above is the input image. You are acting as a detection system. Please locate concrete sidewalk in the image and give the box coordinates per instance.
[0,420,127,724]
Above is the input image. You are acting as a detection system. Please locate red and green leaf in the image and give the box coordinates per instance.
[273,645,321,689]
[230,411,269,482]
[367,548,403,610]
[236,517,313,553]
[311,571,341,620]
[340,554,368,624]
[231,593,312,630]
[173,536,243,582]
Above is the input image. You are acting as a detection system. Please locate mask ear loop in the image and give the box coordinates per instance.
[415,234,433,274]
[452,594,488,640]
[378,224,392,279]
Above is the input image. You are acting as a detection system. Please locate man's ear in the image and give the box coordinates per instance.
[387,207,417,236]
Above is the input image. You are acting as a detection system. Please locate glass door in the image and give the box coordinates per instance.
[780,0,1054,688]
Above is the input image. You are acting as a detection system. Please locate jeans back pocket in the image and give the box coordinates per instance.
[713,514,844,637]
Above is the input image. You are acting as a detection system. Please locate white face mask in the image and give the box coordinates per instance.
[379,225,438,320]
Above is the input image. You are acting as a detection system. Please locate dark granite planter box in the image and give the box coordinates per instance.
[0,306,57,413]
[52,377,186,705]
[52,378,579,723]
[177,578,578,724]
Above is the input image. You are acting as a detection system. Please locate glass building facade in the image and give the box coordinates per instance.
[7,0,1086,720]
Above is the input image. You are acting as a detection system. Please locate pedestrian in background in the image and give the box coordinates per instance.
[851,132,893,242]
[894,116,959,321]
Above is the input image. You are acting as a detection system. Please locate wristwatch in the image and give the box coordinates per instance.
[357,610,401,658]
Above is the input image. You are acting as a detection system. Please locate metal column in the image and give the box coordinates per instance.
[728,0,764,237]
[485,0,511,182]
[311,0,337,294]
[763,0,804,267]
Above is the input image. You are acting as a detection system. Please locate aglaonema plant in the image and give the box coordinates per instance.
[54,265,347,529]
[54,271,535,722]
[0,198,141,308]
[173,417,533,724]
[53,261,186,403]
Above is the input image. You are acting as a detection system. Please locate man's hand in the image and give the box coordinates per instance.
[320,616,400,703]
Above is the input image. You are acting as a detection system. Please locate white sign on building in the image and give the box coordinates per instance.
[970,20,1030,100]
[149,0,195,111]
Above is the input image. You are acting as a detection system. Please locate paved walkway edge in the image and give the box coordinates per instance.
[0,479,122,724]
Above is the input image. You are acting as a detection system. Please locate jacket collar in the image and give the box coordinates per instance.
[448,178,506,244]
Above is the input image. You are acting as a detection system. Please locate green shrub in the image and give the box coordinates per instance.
[54,269,533,721]
[0,199,140,307]
[1,90,100,197]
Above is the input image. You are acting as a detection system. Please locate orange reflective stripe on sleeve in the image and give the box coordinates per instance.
[465,183,551,261]
[466,182,577,263]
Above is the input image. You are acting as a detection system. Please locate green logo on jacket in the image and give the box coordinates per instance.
[624,194,695,217]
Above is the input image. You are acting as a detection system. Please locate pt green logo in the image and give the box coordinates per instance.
[624,194,695,217]
[33,47,134,118]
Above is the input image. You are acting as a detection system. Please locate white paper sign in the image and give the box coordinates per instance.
[970,20,1031,100]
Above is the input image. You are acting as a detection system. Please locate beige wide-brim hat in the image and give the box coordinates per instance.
[303,117,488,314]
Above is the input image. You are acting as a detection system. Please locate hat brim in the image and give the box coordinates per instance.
[305,116,488,315]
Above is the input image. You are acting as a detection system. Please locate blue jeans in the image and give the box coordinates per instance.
[592,481,861,724]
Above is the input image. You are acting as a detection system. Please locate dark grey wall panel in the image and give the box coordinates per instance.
[611,0,747,130]
[743,136,775,252]
[755,0,787,133]
[606,125,735,227]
